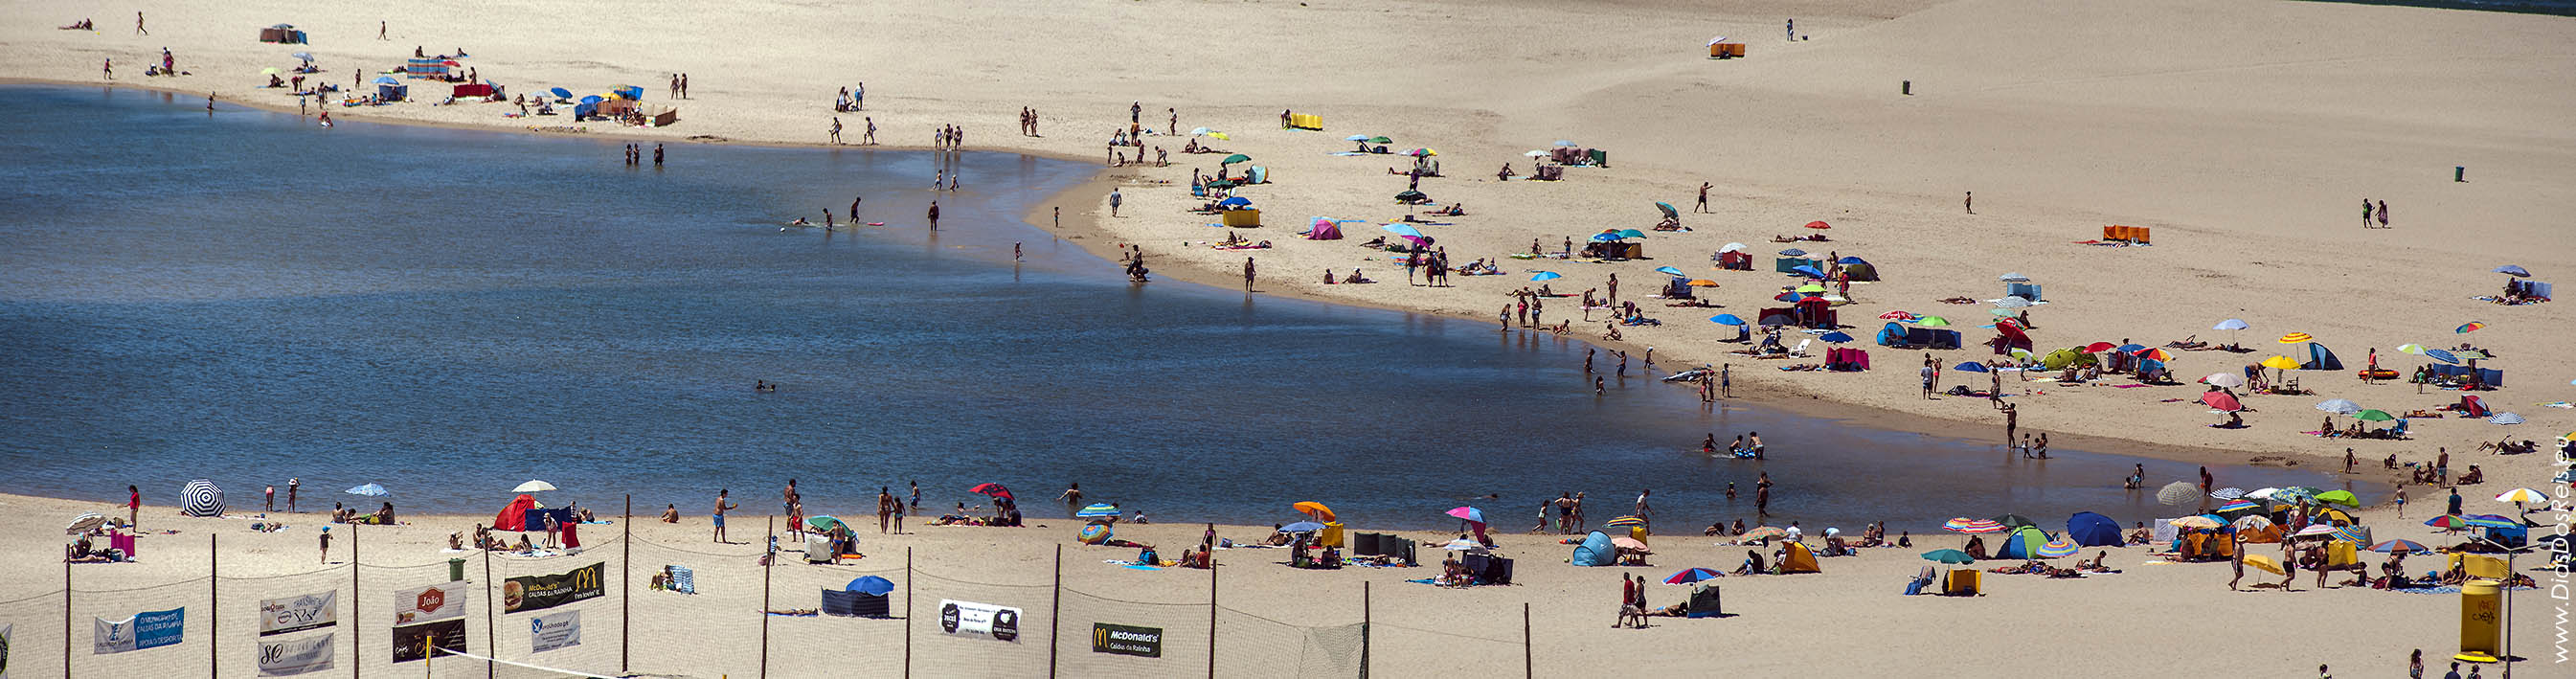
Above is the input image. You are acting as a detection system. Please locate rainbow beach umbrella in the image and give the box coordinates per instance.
[2371,539,2429,554]
[1663,567,1723,584]
[2036,539,2080,559]
[2455,322,2486,333]
[1604,515,1647,528]
[1942,518,2003,533]
[1075,503,1120,518]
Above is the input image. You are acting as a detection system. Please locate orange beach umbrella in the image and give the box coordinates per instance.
[1292,501,1336,522]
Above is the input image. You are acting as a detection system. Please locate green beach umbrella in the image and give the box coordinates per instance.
[2352,409,2396,422]
[1367,135,1391,144]
[805,515,848,532]
[1916,316,1951,327]
[1220,153,1251,165]
[2314,490,2360,508]
[1795,283,1827,293]
[1618,229,1647,238]
[1921,549,1975,564]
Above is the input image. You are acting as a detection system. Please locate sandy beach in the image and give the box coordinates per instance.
[3,0,2574,675]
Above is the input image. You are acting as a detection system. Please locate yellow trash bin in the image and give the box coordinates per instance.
[2457,580,2501,662]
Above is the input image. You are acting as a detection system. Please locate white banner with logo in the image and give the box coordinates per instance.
[937,600,1024,643]
[529,611,581,653]
[93,607,184,654]
[391,581,466,626]
[256,634,334,676]
[259,591,337,636]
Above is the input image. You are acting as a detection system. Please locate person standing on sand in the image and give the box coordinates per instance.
[1243,257,1256,292]
[1784,18,1793,41]
[2376,200,2388,228]
[127,485,140,529]
[712,489,737,543]
[1720,364,1732,397]
[2394,487,2407,518]
[1059,483,1084,517]
[926,201,939,230]
[1608,273,1619,305]
[102,57,112,79]
[319,527,331,564]
[1168,108,1178,136]
[1695,182,1711,213]
[680,74,689,99]
[875,487,896,533]
[830,117,843,144]
[2361,198,2373,228]
[379,21,388,40]
[1964,192,1974,215]
[1108,189,1122,216]
[1920,361,1936,398]
[2228,533,2246,590]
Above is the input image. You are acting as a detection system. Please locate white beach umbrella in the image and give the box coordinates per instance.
[512,480,558,493]
[2202,373,2247,389]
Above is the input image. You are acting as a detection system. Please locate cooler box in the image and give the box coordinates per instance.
[1221,209,1260,227]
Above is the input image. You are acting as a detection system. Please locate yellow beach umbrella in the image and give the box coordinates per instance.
[1208,131,1232,141]
[2278,332,2313,344]
[2260,355,2301,371]
[2243,554,2287,576]
[1686,280,1719,287]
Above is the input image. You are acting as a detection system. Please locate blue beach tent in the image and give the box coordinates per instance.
[1994,527,2049,559]
[1570,531,1616,566]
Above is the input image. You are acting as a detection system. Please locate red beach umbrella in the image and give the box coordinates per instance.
[2201,392,2243,412]
[2083,342,2116,353]
[1803,220,1830,230]
[968,483,1014,501]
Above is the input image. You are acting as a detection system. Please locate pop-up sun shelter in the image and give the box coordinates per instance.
[2303,343,2344,371]
[492,494,535,531]
[1570,531,1616,566]
[1777,542,1820,574]
[1994,526,2049,559]
[2067,512,2122,547]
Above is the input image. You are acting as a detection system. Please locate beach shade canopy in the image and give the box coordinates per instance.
[2277,332,2314,344]
[2229,513,2271,531]
[2136,348,2175,361]
[2456,322,2486,333]
[2314,398,2361,415]
[806,515,847,533]
[1405,147,1437,157]
[1279,521,1325,533]
[2081,341,2116,353]
[2396,343,2428,354]
[1658,202,1680,219]
[1618,229,1647,238]
[2370,539,2429,555]
[2424,349,2458,365]
[2201,373,2247,389]
[1706,35,1729,46]
[846,576,894,596]
[1220,153,1251,165]
[1591,232,1623,242]
[1447,507,1484,524]
[2213,319,2249,331]
[1953,361,1988,373]
[2495,487,2548,504]
[1804,220,1831,230]
[1570,531,1616,566]
[1654,265,1686,277]
[580,95,604,104]
[2314,490,2360,508]
[1942,518,2003,533]
[1367,136,1391,144]
[68,512,105,534]
[2258,355,2302,371]
[345,483,390,497]
[1603,515,1647,528]
[1293,501,1337,521]
[2421,515,2474,530]
[2157,482,2201,506]
[1729,526,1783,542]
[2167,515,2223,529]
[1664,567,1723,584]
[261,66,281,75]
[2489,413,2525,425]
[1921,549,1975,565]
[1998,272,2029,283]
[2494,264,2530,277]
[1914,316,1951,327]
[968,483,1014,501]
[2352,409,2395,422]
[1076,503,1121,518]
[2209,487,2247,500]
[549,87,573,99]
[2036,539,2081,559]
[512,480,557,493]
[1077,523,1115,544]
[1530,271,1562,282]
[1215,196,1252,208]
[1709,314,1746,326]
[2067,512,2122,547]
[182,479,225,517]
[2460,515,2523,530]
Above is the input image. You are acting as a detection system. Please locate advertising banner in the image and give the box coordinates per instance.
[1092,622,1163,658]
[392,581,466,626]
[93,608,184,654]
[530,611,581,653]
[937,600,1023,642]
[504,563,604,613]
[255,634,334,676]
[259,591,337,636]
[389,620,465,664]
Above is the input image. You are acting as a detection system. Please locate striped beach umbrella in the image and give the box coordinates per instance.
[1737,526,1787,541]
[2455,322,2485,333]
[1074,503,1120,518]
[2294,524,2339,537]
[2156,482,2200,506]
[1942,518,2003,533]
[2495,488,2549,504]
[1663,567,1723,584]
[2230,514,2272,531]
[2461,514,2523,530]
[2216,500,2260,513]
[181,479,225,517]
[2209,487,2248,500]
[2370,539,2429,554]
[1603,515,1647,528]
[2330,526,2372,544]
[2422,514,2473,530]
[2277,332,2314,344]
[2168,515,2224,530]
[2036,539,2080,558]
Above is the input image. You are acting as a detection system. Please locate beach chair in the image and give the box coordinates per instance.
[1943,569,1981,596]
[1903,566,1934,596]
[1788,339,1811,357]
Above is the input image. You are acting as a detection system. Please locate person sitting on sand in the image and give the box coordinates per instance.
[1964,535,1989,560]
[1261,524,1292,546]
[373,502,395,525]
[660,504,680,523]
[513,534,533,552]
[1345,268,1373,283]
[2457,464,2484,485]
[1731,549,1766,576]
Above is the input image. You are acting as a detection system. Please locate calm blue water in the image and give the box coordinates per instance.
[0,85,2366,531]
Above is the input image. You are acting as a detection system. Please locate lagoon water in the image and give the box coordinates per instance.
[0,86,2367,531]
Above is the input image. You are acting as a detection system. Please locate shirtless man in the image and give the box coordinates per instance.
[712,489,738,543]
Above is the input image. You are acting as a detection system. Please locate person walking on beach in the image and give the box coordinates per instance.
[1635,489,1652,525]
[1108,189,1122,217]
[2376,200,2388,228]
[1964,192,1974,215]
[876,487,897,533]
[319,527,331,564]
[1553,493,1573,533]
[136,11,147,35]
[1784,18,1794,41]
[2361,198,2373,228]
[379,20,388,40]
[2227,533,2247,590]
[830,117,843,144]
[712,489,738,543]
[926,201,940,230]
[1243,257,1256,292]
[1572,492,1588,532]
[1607,273,1619,305]
[1059,483,1084,517]
[102,57,112,79]
[1695,182,1711,213]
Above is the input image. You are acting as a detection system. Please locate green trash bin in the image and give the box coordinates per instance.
[448,557,465,582]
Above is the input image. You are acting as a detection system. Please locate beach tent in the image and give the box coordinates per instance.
[1777,542,1820,574]
[1993,526,2049,559]
[2067,512,2122,547]
[2302,343,2344,371]
[492,494,535,531]
[1841,260,1880,282]
[1570,531,1616,566]
[1305,219,1343,240]
[1876,322,1910,348]
[2005,283,2043,303]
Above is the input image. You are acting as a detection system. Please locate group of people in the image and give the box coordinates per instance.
[622,143,664,167]
[827,116,876,145]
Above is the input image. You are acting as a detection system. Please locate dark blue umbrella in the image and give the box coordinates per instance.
[1216,196,1251,208]
[549,87,573,99]
[847,576,894,595]
[2425,349,2459,365]
[580,95,603,104]
[1591,233,1622,242]
[1838,257,1868,265]
[1792,265,1825,278]
[1773,291,1803,302]
[1955,361,1989,373]
[2493,264,2529,277]
[1819,331,1854,343]
[1710,314,1746,326]
[2116,344,2146,353]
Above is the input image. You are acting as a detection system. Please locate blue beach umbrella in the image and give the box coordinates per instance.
[1531,271,1562,282]
[1381,223,1422,238]
[1837,257,1867,265]
[2213,319,2248,330]
[1280,521,1326,533]
[344,484,389,496]
[549,87,573,99]
[580,95,603,104]
[372,76,401,85]
[1216,196,1251,208]
[1075,503,1120,518]
[1710,314,1746,326]
[1792,265,1825,278]
[1591,233,1622,242]
[1819,331,1854,344]
[1653,266,1686,277]
[847,576,894,596]
[1663,568,1723,584]
[2493,264,2529,277]
[1954,362,1989,373]
[2424,349,2458,365]
[1778,248,1807,257]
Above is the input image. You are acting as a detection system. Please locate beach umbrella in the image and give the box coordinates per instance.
[2200,373,2246,389]
[1992,514,2038,530]
[1687,280,1719,287]
[1992,297,2032,309]
[806,515,848,533]
[1592,233,1623,242]
[2424,349,2458,365]
[2494,264,2530,277]
[1653,265,1686,277]
[2278,332,2313,344]
[2213,319,2248,331]
[1792,265,1826,279]
[1216,196,1252,208]
[2455,322,2486,334]
[2036,539,2080,559]
[2136,348,2176,361]
[1997,272,2029,283]
[1524,150,1549,158]
[2489,413,2525,425]
[1442,538,1490,555]
[2167,515,2223,529]
[1778,248,1807,257]
[1618,229,1648,238]
[846,576,895,596]
[1367,136,1391,144]
[345,483,390,497]
[1772,291,1805,303]
[1794,283,1828,293]
[1446,507,1485,524]
[1076,503,1121,518]
[1553,140,1577,147]
[2495,488,2548,504]
[2245,487,2281,502]
[1804,220,1831,230]
[1955,362,1989,373]
[579,95,603,104]
[2009,349,2034,360]
[2218,500,2262,514]
[2451,349,2491,361]
[2370,539,2429,555]
[181,479,225,517]
[1664,567,1723,584]
[2421,515,2473,530]
[2157,482,2200,506]
[1921,549,1976,565]
[1189,126,1213,136]
[1878,310,1915,320]
[2314,490,2360,508]
[1220,153,1251,165]
[2081,342,2115,353]
[1279,521,1325,533]
[1604,515,1647,528]
[1293,501,1337,521]
[1406,148,1438,157]
[1737,526,1787,541]
[2209,487,2247,500]
[1720,242,1748,253]
[2259,355,2301,371]
[547,87,573,99]
[291,52,313,60]
[1657,202,1680,219]
[1344,134,1370,142]
[1381,223,1422,238]
[2314,398,2361,415]
[512,480,557,493]
[2331,526,2372,543]
[2242,555,2287,576]
[2462,514,2525,530]
[261,66,281,75]
[373,76,402,85]
[1706,35,1730,46]
[1942,518,2003,533]
[2352,409,2394,422]
[2200,392,2243,412]
[2395,344,2427,354]
[67,512,105,534]
[1915,316,1951,327]
[2230,515,2272,532]
[1709,314,1746,326]
[1530,271,1562,282]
